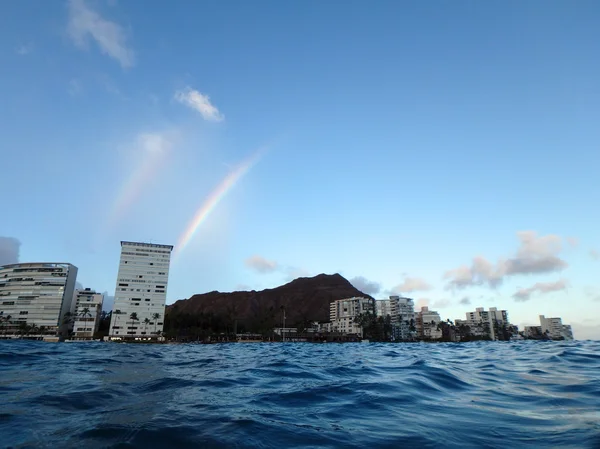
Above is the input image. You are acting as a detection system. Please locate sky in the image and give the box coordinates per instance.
[1,0,599,339]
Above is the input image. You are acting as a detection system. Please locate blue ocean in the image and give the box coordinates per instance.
[1,340,599,448]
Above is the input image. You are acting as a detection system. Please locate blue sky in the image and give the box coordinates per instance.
[1,0,599,338]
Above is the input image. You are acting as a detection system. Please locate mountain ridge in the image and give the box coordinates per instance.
[166,273,372,328]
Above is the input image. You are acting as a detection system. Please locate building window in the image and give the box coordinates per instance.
[19,311,28,315]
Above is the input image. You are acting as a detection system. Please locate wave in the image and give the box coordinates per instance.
[0,340,599,448]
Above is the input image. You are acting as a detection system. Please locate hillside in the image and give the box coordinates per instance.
[165,273,372,331]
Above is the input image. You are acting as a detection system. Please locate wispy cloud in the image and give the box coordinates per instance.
[459,296,471,305]
[15,43,34,55]
[67,0,135,68]
[590,249,599,261]
[245,255,278,274]
[174,87,224,122]
[432,299,452,309]
[350,276,381,295]
[445,231,569,290]
[0,237,21,265]
[512,279,568,302]
[68,78,83,96]
[389,276,432,295]
[566,237,579,248]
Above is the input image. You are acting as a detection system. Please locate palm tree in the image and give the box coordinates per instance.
[112,309,122,334]
[79,307,92,322]
[129,312,139,337]
[18,321,29,337]
[0,314,11,335]
[152,313,160,335]
[143,318,151,334]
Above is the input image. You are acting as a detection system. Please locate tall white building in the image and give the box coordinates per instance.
[375,296,415,340]
[459,307,509,340]
[0,262,78,337]
[108,241,173,339]
[72,288,104,340]
[539,315,574,340]
[329,297,373,336]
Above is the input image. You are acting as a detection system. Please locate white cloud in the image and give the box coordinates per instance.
[245,255,278,274]
[432,299,452,309]
[137,133,172,154]
[0,237,20,265]
[15,43,33,55]
[512,279,568,302]
[445,231,569,290]
[566,237,579,248]
[389,276,432,295]
[174,87,224,122]
[67,0,135,68]
[350,276,381,295]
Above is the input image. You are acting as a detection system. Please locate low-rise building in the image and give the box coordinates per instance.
[330,297,374,336]
[72,288,104,340]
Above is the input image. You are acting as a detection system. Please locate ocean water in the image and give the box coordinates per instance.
[1,341,599,449]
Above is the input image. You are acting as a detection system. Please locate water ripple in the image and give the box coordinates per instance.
[0,340,599,448]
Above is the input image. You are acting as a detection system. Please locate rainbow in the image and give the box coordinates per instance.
[106,134,170,230]
[174,146,267,257]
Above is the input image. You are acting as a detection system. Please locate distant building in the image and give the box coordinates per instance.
[0,262,78,337]
[108,241,173,339]
[375,296,415,340]
[330,297,374,336]
[415,306,442,340]
[72,288,104,340]
[539,315,574,340]
[459,307,510,340]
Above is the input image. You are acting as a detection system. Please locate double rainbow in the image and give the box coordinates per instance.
[173,146,267,257]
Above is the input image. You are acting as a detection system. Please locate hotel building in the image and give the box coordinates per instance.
[375,296,415,340]
[72,288,104,340]
[455,307,509,340]
[108,241,173,339]
[415,306,442,340]
[329,297,374,336]
[0,262,78,337]
[539,315,574,340]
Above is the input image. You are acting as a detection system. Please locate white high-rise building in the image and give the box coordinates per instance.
[459,307,509,340]
[72,288,104,340]
[329,297,373,336]
[539,315,574,340]
[108,241,173,339]
[0,262,78,337]
[375,296,415,340]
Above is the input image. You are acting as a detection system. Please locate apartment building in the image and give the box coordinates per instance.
[108,241,173,339]
[539,315,574,340]
[460,307,509,340]
[329,297,374,336]
[72,288,104,340]
[415,306,442,340]
[0,262,78,337]
[375,296,415,340]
